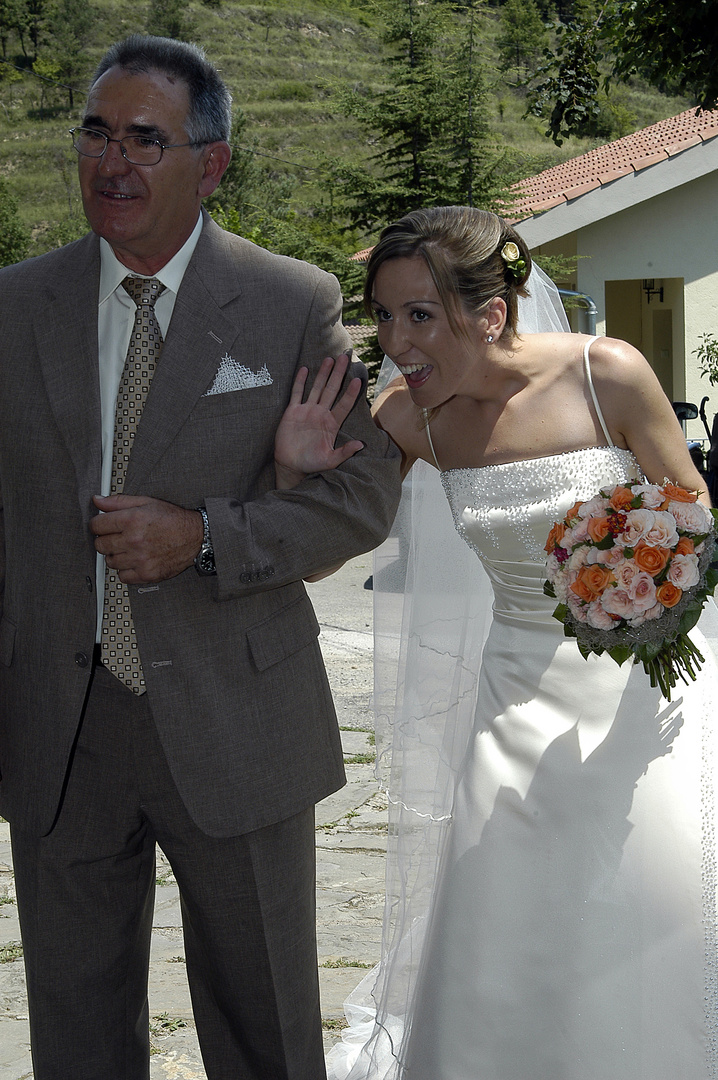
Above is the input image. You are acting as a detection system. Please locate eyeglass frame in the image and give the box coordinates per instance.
[69,126,206,166]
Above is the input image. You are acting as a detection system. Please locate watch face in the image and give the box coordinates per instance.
[196,547,216,575]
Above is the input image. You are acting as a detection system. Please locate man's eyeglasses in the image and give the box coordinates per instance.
[69,127,205,167]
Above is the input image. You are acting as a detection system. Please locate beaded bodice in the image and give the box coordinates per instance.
[442,446,641,569]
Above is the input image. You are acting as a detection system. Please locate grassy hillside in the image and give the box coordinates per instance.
[0,0,692,255]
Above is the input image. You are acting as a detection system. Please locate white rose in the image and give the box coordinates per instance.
[501,242,520,262]
[568,546,590,572]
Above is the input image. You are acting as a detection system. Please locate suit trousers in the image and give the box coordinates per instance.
[10,660,326,1080]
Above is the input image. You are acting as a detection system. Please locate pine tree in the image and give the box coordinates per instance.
[327,0,508,234]
[497,0,549,82]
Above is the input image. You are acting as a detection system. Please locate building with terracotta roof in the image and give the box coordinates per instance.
[512,107,718,437]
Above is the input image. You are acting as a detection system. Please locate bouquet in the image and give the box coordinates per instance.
[544,481,718,699]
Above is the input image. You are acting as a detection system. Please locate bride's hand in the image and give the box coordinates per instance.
[274,354,365,489]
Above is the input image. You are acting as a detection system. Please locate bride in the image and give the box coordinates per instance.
[274,206,718,1080]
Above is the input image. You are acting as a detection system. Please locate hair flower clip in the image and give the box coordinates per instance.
[500,241,526,282]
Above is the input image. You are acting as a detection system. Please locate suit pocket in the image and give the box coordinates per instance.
[246,595,320,673]
[0,617,16,667]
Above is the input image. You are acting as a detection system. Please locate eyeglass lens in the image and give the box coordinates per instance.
[72,128,163,165]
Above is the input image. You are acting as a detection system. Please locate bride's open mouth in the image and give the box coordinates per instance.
[397,363,433,389]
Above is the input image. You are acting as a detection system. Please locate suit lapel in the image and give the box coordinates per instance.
[34,235,102,521]
[124,218,250,493]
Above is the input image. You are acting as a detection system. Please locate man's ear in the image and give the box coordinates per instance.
[198,142,232,198]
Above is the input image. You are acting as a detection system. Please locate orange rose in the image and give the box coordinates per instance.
[570,565,615,603]
[609,486,635,511]
[675,536,695,556]
[656,581,683,608]
[632,542,671,576]
[544,521,566,553]
[587,515,613,544]
[662,482,698,503]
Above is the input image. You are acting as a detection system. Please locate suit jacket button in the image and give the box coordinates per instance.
[240,572,253,584]
[85,576,93,592]
[74,652,89,668]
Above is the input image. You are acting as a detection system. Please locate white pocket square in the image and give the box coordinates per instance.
[204,353,273,395]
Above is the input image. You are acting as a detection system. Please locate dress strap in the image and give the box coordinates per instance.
[583,336,615,448]
[421,408,442,471]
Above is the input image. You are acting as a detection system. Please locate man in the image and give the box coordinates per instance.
[0,35,400,1080]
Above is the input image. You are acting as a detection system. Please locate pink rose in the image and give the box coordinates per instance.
[588,546,626,567]
[627,571,658,611]
[667,552,700,589]
[601,587,635,619]
[586,601,618,630]
[616,508,655,548]
[667,500,713,534]
[642,510,679,548]
[613,559,640,590]
[568,546,590,572]
[578,495,610,519]
[632,484,665,509]
[629,601,664,626]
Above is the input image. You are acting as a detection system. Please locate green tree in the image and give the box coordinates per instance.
[327,0,508,234]
[497,0,549,81]
[527,0,718,144]
[41,0,93,108]
[204,110,259,219]
[0,177,29,266]
[146,0,195,42]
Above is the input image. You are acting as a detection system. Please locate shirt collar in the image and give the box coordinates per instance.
[98,213,204,305]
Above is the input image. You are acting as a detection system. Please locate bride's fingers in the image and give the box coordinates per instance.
[304,356,337,405]
[329,376,363,426]
[316,353,352,406]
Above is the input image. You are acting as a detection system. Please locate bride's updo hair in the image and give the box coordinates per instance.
[364,206,532,339]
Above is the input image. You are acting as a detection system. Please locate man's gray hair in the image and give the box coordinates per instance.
[91,35,232,144]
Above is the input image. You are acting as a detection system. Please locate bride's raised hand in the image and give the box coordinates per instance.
[274,353,365,489]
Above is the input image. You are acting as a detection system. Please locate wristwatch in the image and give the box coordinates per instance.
[194,507,217,576]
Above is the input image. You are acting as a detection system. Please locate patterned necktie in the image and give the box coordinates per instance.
[101,276,165,694]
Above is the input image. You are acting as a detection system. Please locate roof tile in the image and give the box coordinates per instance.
[511,108,718,221]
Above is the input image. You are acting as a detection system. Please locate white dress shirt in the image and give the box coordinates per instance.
[95,214,204,634]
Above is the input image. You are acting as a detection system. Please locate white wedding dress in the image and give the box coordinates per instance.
[327,345,718,1080]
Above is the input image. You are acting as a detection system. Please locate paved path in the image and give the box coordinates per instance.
[0,555,384,1078]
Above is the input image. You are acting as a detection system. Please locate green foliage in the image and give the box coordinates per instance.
[41,0,93,108]
[146,0,195,41]
[0,176,29,266]
[693,333,718,388]
[326,0,510,234]
[497,0,549,81]
[525,17,602,145]
[527,0,718,144]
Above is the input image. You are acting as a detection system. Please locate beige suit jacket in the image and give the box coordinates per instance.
[0,215,401,836]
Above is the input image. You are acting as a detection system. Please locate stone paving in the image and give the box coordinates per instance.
[0,554,385,1078]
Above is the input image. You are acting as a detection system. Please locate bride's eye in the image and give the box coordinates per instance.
[411,308,431,322]
[373,307,392,323]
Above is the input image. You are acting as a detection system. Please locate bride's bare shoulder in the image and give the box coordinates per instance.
[372,378,425,465]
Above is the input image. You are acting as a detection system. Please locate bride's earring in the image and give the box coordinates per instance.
[486,334,494,344]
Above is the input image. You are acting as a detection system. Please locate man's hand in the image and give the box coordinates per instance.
[274,354,365,490]
[91,494,204,584]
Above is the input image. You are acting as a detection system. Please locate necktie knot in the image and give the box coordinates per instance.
[122,276,165,308]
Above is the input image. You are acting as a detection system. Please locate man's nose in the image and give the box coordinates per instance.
[97,139,132,176]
